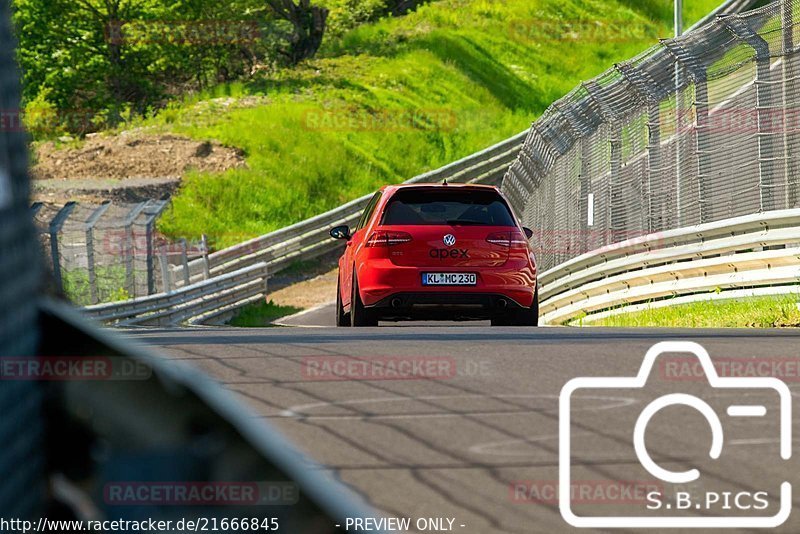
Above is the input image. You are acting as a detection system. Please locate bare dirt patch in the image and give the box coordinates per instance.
[30,133,246,203]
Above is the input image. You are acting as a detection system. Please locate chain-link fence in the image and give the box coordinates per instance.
[32,200,210,306]
[504,0,800,273]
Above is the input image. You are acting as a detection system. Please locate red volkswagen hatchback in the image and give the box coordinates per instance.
[330,184,538,327]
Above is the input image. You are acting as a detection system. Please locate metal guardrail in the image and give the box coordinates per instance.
[539,210,800,325]
[83,262,268,326]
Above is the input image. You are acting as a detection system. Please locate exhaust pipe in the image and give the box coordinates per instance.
[496,299,508,309]
[391,298,403,309]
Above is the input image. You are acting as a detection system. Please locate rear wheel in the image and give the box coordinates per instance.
[336,277,350,327]
[492,290,539,327]
[351,274,378,327]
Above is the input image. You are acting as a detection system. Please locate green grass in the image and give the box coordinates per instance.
[583,295,800,328]
[114,0,724,248]
[228,299,302,327]
[62,266,131,306]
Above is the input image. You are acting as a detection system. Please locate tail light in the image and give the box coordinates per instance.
[486,231,528,248]
[366,231,413,247]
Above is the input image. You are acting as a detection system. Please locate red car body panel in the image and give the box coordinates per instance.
[336,184,537,319]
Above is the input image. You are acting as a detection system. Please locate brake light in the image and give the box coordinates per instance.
[486,231,528,248]
[366,231,413,247]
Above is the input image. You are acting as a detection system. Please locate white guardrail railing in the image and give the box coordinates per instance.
[83,262,269,326]
[539,210,800,325]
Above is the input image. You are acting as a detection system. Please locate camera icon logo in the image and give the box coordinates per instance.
[559,341,792,528]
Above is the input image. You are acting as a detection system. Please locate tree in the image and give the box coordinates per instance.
[13,0,276,133]
[13,0,163,129]
[265,0,328,64]
[12,0,331,135]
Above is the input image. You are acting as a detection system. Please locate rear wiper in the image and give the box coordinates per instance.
[446,220,485,226]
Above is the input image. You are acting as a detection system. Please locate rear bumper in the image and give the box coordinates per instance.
[369,292,526,320]
[356,259,536,309]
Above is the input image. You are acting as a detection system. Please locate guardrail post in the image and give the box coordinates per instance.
[48,202,76,293]
[159,244,171,294]
[85,201,112,305]
[179,238,190,287]
[264,265,269,299]
[722,16,781,213]
[201,234,211,280]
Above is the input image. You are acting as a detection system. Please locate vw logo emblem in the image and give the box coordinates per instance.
[443,234,456,247]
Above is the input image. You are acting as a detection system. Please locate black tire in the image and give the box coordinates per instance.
[336,276,350,327]
[351,274,378,327]
[515,289,539,327]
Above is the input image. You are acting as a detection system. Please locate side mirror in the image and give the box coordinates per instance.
[523,227,534,240]
[330,225,351,240]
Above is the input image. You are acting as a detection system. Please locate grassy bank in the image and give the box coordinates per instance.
[229,300,302,327]
[582,295,800,328]
[121,0,726,247]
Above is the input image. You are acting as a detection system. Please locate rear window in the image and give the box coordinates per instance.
[382,189,516,226]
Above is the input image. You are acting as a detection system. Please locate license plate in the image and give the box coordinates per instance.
[422,273,477,286]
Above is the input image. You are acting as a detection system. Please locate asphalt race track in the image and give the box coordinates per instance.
[125,326,800,533]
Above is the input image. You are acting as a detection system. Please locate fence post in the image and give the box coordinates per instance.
[48,202,76,294]
[616,62,662,233]
[583,80,622,245]
[201,234,211,280]
[579,136,592,253]
[85,201,111,305]
[123,201,148,298]
[553,100,591,256]
[662,38,710,224]
[145,217,156,295]
[143,199,170,296]
[722,16,780,213]
[782,0,797,208]
[646,105,661,231]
